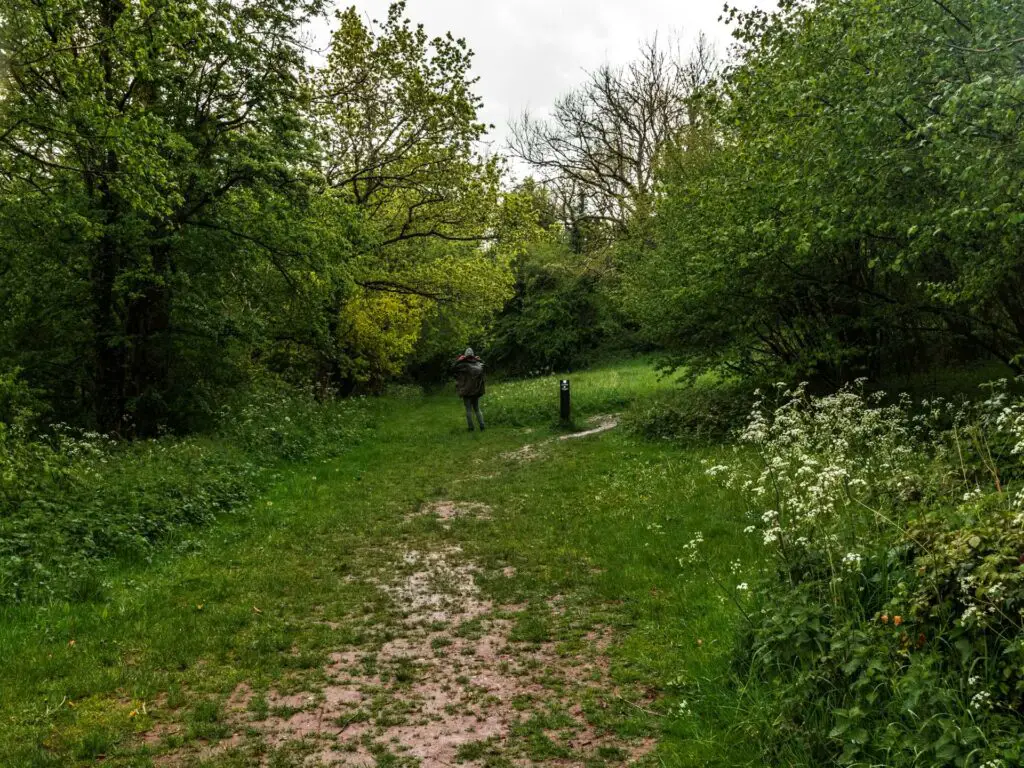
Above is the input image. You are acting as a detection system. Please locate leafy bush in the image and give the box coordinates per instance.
[622,377,755,445]
[216,377,371,461]
[487,262,612,377]
[700,383,1024,767]
[0,379,371,605]
[0,427,256,603]
[0,368,47,429]
[630,0,1024,385]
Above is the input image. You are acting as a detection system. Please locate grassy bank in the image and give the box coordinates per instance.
[0,381,371,605]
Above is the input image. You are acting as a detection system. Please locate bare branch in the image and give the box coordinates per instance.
[508,33,718,235]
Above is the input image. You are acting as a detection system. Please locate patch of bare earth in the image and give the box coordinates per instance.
[145,544,655,767]
[405,501,493,527]
[559,415,620,441]
[499,443,543,463]
[501,415,619,463]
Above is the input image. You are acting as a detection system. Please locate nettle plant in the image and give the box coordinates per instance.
[702,382,1024,767]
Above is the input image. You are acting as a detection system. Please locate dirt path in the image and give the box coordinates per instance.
[149,456,658,767]
[500,415,621,464]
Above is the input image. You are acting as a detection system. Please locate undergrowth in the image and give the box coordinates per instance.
[622,374,756,446]
[0,374,371,605]
[699,381,1024,767]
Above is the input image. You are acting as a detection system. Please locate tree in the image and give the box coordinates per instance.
[505,36,717,358]
[0,0,326,433]
[485,181,615,375]
[509,35,717,236]
[300,2,515,390]
[630,0,1024,382]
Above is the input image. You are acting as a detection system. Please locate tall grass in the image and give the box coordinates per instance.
[0,377,372,605]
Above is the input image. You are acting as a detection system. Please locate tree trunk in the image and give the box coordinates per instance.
[92,139,127,434]
[92,0,133,435]
[125,243,174,436]
[92,223,127,435]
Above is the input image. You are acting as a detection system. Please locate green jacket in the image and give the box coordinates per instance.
[453,355,485,398]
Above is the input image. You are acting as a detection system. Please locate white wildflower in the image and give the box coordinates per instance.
[960,605,981,625]
[970,691,992,711]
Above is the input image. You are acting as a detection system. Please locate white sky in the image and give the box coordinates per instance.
[309,1,769,156]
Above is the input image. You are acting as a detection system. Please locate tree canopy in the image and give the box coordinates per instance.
[2,0,1024,433]
[0,0,521,433]
[626,0,1024,382]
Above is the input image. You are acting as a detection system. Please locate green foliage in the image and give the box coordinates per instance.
[0,0,519,430]
[0,0,330,434]
[0,382,370,605]
[302,2,517,391]
[482,181,632,379]
[0,369,47,429]
[216,377,371,461]
[706,382,1024,766]
[488,241,612,376]
[622,376,756,446]
[629,0,1024,382]
[0,427,257,604]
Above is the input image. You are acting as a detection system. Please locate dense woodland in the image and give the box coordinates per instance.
[3,0,1022,434]
[0,0,523,435]
[2,1,1024,766]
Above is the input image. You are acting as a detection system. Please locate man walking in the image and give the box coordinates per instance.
[453,348,485,432]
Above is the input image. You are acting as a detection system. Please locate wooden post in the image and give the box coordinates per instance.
[560,379,571,423]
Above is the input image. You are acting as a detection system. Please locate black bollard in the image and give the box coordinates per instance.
[560,379,571,423]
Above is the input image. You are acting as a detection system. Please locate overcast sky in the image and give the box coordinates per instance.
[310,1,768,155]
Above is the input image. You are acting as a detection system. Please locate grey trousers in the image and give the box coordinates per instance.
[463,396,485,430]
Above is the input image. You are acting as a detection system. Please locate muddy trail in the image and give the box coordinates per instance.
[144,419,662,767]
[2,363,757,768]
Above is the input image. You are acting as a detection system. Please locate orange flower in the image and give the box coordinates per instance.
[881,614,889,624]
[893,615,903,626]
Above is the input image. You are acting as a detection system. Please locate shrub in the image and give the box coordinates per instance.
[216,377,371,461]
[0,380,371,605]
[0,368,47,429]
[622,377,755,445]
[0,425,262,604]
[701,382,1024,767]
[486,241,618,378]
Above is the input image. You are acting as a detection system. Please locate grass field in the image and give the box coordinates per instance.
[0,360,761,767]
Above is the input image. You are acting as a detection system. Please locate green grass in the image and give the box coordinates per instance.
[0,358,761,766]
[485,357,681,426]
